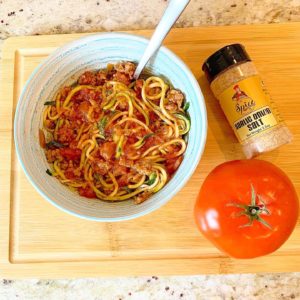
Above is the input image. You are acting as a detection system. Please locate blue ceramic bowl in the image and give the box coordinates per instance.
[14,33,207,222]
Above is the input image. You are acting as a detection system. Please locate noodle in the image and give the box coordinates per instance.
[41,62,190,204]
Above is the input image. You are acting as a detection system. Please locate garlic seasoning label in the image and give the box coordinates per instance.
[217,75,279,143]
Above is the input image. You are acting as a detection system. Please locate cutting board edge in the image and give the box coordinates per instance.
[2,254,300,278]
[2,21,300,58]
[2,22,300,277]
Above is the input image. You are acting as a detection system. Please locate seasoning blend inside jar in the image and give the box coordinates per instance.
[202,44,292,158]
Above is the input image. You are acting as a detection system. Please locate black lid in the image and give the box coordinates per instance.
[202,44,251,82]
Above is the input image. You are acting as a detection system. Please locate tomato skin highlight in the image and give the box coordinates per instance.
[194,159,299,259]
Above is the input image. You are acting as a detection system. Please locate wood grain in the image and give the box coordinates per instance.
[1,22,300,278]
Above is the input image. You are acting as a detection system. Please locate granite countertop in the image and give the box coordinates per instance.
[1,0,300,299]
[1,273,300,300]
[1,0,300,56]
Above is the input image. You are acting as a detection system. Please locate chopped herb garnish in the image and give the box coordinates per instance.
[44,101,56,106]
[145,173,157,185]
[143,133,154,140]
[116,147,122,155]
[98,117,108,136]
[46,140,65,149]
[115,135,124,159]
[174,112,191,135]
[124,187,133,193]
[70,81,78,87]
[133,133,154,149]
[186,112,191,122]
[46,169,52,176]
[183,102,190,111]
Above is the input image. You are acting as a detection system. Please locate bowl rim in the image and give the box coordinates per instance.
[14,32,207,222]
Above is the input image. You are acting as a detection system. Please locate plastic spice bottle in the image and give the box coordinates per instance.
[202,44,292,158]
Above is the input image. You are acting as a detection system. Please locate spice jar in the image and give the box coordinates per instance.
[202,44,292,158]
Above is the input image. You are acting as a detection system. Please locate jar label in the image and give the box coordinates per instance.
[217,75,279,143]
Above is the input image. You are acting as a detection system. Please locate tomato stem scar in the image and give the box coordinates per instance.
[227,184,272,229]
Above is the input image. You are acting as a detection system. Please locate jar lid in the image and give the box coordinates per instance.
[202,44,251,82]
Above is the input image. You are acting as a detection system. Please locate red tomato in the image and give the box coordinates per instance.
[60,148,82,160]
[100,142,116,161]
[79,186,96,198]
[194,160,299,259]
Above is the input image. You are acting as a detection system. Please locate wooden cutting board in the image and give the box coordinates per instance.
[1,23,300,278]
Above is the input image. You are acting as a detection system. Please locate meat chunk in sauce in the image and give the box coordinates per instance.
[133,161,154,176]
[46,149,62,163]
[78,71,97,86]
[165,89,184,112]
[96,71,108,85]
[91,159,111,176]
[135,191,152,204]
[114,62,136,79]
[112,62,136,85]
[56,126,75,143]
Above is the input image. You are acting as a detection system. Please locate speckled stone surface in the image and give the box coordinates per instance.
[1,0,300,41]
[0,0,300,58]
[0,274,300,300]
[1,0,300,298]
